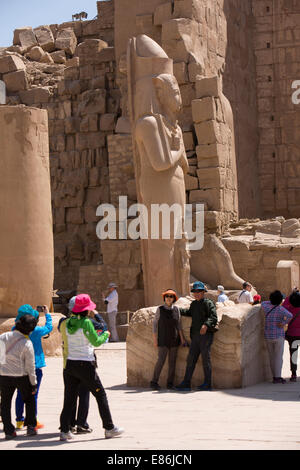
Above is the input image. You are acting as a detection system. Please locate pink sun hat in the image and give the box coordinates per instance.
[72,294,96,313]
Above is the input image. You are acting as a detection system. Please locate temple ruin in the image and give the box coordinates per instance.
[1,0,300,387]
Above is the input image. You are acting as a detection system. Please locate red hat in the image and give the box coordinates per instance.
[162,289,178,301]
[72,294,96,313]
[253,295,261,302]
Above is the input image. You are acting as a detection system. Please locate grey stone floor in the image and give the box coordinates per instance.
[0,341,299,451]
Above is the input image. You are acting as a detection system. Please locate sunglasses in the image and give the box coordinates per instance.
[165,295,175,299]
[193,290,204,293]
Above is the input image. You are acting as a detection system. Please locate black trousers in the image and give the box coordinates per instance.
[183,333,214,386]
[0,375,36,435]
[152,346,178,385]
[70,381,90,428]
[60,360,114,433]
[286,335,300,375]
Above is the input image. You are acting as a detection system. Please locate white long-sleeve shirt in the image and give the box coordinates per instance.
[105,289,118,313]
[0,330,37,386]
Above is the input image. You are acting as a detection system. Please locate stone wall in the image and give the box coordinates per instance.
[0,9,118,292]
[252,0,300,218]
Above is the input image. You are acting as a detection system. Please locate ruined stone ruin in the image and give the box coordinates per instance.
[0,0,300,387]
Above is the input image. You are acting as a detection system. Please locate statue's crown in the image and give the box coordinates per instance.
[130,34,173,80]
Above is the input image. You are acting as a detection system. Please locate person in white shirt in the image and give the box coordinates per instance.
[0,314,38,439]
[238,282,253,304]
[103,283,119,342]
[217,286,228,303]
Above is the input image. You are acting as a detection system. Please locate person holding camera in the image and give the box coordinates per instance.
[0,314,38,439]
[14,304,53,430]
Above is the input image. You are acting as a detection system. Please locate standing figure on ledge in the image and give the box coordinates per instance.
[127,34,190,307]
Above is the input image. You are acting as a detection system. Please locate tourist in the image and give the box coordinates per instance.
[261,290,293,384]
[59,296,92,434]
[14,304,53,431]
[175,281,218,392]
[0,314,38,439]
[217,285,228,303]
[252,294,262,305]
[59,293,124,441]
[282,290,300,382]
[150,289,186,391]
[238,282,253,304]
[59,297,108,434]
[103,283,119,342]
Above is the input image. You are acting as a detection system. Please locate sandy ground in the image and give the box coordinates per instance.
[0,341,300,452]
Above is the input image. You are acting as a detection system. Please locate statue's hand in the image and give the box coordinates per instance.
[180,153,189,174]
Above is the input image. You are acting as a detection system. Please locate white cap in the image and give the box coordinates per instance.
[217,285,224,292]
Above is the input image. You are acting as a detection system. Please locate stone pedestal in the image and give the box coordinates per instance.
[276,260,299,296]
[126,297,271,389]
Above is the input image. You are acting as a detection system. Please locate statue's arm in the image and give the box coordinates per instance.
[135,116,183,172]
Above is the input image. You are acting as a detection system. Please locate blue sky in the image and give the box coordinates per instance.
[0,0,99,47]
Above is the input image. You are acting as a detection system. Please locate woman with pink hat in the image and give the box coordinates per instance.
[58,294,124,442]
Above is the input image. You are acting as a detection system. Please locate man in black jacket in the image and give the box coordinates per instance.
[175,281,218,392]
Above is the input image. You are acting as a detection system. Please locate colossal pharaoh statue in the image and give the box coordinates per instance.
[127,35,190,306]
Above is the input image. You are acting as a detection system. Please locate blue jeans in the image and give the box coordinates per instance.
[15,368,43,421]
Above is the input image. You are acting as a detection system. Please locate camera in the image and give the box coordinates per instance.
[36,306,45,313]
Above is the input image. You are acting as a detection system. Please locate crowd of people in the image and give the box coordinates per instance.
[0,278,300,442]
[0,283,124,441]
[150,280,300,392]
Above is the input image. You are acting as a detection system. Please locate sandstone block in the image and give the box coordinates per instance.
[3,70,28,92]
[34,26,55,52]
[0,55,26,74]
[19,29,37,50]
[276,260,299,295]
[55,28,77,55]
[76,39,108,59]
[154,2,173,25]
[20,87,51,105]
[173,62,188,85]
[189,188,222,210]
[197,167,225,190]
[66,57,79,68]
[26,46,45,62]
[182,131,195,151]
[194,120,219,145]
[195,76,221,98]
[188,61,204,82]
[192,97,216,123]
[50,50,66,64]
[39,52,54,64]
[173,0,202,22]
[78,89,106,116]
[13,26,33,46]
[281,219,300,238]
[184,174,198,190]
[100,113,116,131]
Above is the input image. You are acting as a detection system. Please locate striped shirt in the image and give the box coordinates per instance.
[261,301,293,340]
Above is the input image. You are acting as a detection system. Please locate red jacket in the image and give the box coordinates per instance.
[283,297,300,337]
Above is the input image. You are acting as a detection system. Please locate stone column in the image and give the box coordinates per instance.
[0,106,54,317]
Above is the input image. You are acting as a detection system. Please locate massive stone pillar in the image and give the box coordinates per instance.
[0,106,54,317]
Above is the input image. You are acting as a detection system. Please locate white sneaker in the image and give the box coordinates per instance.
[105,426,124,439]
[60,431,74,441]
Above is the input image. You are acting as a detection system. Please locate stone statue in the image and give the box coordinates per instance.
[127,34,190,307]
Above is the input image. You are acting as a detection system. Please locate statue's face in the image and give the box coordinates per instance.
[165,77,182,114]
